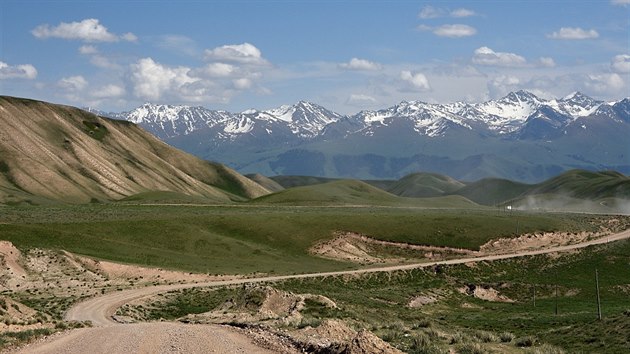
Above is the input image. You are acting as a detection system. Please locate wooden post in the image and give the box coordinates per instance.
[596,269,602,320]
[555,272,558,315]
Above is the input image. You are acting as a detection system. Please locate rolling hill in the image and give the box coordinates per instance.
[0,96,270,204]
[252,179,478,207]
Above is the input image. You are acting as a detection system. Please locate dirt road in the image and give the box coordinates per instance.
[13,228,630,354]
[13,322,275,354]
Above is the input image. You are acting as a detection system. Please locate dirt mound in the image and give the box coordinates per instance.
[345,329,404,354]
[310,232,476,265]
[408,295,437,308]
[458,284,514,303]
[294,319,357,348]
[480,231,605,255]
[184,286,337,326]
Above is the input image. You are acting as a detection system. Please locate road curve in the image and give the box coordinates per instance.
[65,228,630,326]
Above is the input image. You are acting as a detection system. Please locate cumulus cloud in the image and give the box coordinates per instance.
[57,76,88,91]
[339,58,382,71]
[201,63,236,77]
[584,73,625,94]
[611,0,630,5]
[204,43,268,65]
[538,57,556,67]
[472,46,527,67]
[130,58,197,101]
[92,84,125,99]
[346,94,377,106]
[400,70,431,91]
[0,61,38,80]
[611,54,630,73]
[547,27,599,40]
[32,19,136,42]
[450,8,476,17]
[432,24,477,38]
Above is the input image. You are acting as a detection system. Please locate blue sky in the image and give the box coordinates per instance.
[1,0,629,114]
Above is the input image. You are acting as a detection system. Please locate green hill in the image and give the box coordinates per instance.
[386,172,465,198]
[527,170,630,200]
[252,179,478,207]
[269,175,339,189]
[453,178,532,206]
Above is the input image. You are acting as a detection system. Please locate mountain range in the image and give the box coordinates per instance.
[91,91,629,182]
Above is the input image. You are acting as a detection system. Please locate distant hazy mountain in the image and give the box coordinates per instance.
[1,96,270,204]
[96,91,630,182]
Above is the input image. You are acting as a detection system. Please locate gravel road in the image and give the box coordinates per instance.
[13,322,274,354]
[10,228,630,354]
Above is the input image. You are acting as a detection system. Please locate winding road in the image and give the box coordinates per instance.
[12,228,630,354]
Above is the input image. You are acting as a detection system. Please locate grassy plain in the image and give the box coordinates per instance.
[0,203,601,275]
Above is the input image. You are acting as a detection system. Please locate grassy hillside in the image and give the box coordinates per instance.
[245,174,285,192]
[252,179,477,207]
[0,204,600,274]
[453,178,532,206]
[528,170,630,199]
[0,96,269,204]
[269,175,339,188]
[386,172,465,198]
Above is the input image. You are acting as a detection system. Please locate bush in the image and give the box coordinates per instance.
[456,342,488,354]
[473,330,498,343]
[499,331,515,343]
[515,335,537,347]
[532,343,565,354]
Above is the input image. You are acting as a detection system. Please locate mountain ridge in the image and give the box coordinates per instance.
[89,91,630,182]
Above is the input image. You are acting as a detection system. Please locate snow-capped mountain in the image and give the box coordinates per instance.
[93,91,629,182]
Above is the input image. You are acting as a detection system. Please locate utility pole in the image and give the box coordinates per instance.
[596,269,602,320]
[533,284,536,307]
[555,272,559,316]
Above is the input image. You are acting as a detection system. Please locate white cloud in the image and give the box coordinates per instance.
[233,78,253,90]
[538,57,556,67]
[204,43,268,65]
[488,75,521,98]
[472,46,527,67]
[418,5,444,19]
[547,27,599,40]
[611,54,630,73]
[400,70,431,91]
[57,76,88,91]
[584,73,625,93]
[432,24,477,38]
[450,8,476,18]
[202,63,236,77]
[120,32,138,42]
[346,94,377,106]
[0,61,38,80]
[92,84,125,99]
[78,45,98,55]
[339,58,382,71]
[130,58,197,101]
[611,0,630,6]
[32,19,136,42]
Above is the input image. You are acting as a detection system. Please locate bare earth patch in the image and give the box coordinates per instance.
[310,232,476,264]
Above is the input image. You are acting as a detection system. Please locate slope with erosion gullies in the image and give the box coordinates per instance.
[251,179,477,207]
[0,96,269,204]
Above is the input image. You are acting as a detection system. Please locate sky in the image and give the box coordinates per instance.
[1,0,629,114]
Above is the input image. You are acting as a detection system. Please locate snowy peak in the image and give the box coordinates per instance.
[549,91,602,117]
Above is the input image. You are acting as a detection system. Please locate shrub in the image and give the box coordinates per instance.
[456,342,488,354]
[515,335,536,347]
[499,331,515,343]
